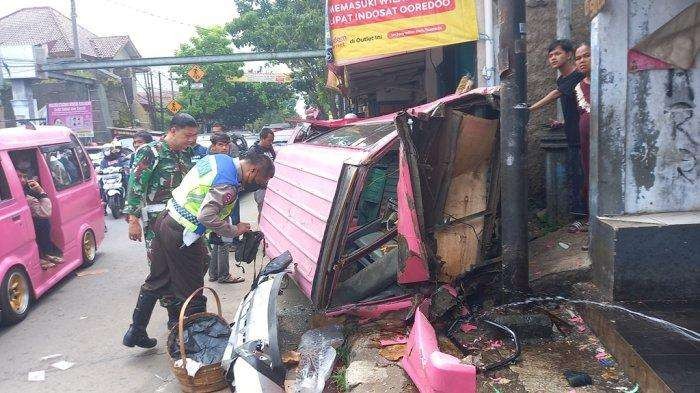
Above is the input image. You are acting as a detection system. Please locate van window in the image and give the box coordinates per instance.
[70,135,92,180]
[43,145,83,190]
[0,163,11,201]
[307,122,396,149]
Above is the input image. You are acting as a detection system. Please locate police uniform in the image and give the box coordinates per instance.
[123,154,241,348]
[145,154,241,317]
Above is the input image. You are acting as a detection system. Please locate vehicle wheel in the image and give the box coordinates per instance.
[81,229,97,267]
[0,267,31,326]
[111,206,122,219]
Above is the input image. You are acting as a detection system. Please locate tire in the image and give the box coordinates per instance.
[111,205,122,219]
[81,229,97,267]
[0,267,31,326]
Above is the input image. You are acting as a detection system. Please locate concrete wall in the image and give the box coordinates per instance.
[591,0,700,217]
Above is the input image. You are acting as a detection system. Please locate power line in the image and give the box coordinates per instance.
[97,0,200,28]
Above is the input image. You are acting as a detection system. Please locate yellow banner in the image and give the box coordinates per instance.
[329,0,478,65]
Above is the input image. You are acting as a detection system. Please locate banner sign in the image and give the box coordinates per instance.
[47,101,94,137]
[328,0,478,65]
[227,72,292,84]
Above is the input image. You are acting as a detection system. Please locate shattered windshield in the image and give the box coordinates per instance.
[306,122,396,149]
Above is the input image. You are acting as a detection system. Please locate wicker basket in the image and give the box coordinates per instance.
[167,287,229,393]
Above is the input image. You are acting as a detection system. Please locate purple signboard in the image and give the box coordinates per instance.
[47,101,94,137]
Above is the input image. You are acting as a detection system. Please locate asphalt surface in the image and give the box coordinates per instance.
[0,194,264,392]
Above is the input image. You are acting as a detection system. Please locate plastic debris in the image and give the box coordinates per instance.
[460,323,478,333]
[378,344,406,361]
[595,349,615,367]
[294,324,344,393]
[282,350,301,366]
[51,360,74,371]
[76,269,107,277]
[168,315,231,365]
[613,384,639,393]
[379,335,408,347]
[564,370,593,387]
[174,358,204,377]
[40,354,62,361]
[558,242,571,250]
[569,315,587,332]
[80,316,88,320]
[492,377,510,384]
[28,370,45,382]
[487,339,503,350]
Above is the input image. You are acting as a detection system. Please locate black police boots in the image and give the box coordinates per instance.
[166,303,182,332]
[122,289,158,348]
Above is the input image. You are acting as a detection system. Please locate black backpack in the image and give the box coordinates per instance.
[235,231,264,264]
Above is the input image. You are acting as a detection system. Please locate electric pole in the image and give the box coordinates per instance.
[70,0,81,60]
[158,72,164,131]
[498,0,530,299]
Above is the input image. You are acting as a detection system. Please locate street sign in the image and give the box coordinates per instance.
[166,100,183,114]
[191,82,204,90]
[187,65,206,82]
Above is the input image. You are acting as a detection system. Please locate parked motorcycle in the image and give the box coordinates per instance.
[98,165,126,219]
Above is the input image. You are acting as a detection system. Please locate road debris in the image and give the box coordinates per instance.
[282,350,301,366]
[40,354,62,361]
[51,360,75,371]
[294,324,344,393]
[564,370,593,387]
[558,242,571,250]
[379,335,408,346]
[28,370,45,382]
[76,269,108,277]
[378,344,406,361]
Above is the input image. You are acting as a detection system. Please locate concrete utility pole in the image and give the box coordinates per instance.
[158,72,164,131]
[70,0,81,60]
[498,0,530,298]
[555,0,571,120]
[556,0,572,40]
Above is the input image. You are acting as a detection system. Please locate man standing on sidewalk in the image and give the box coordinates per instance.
[206,133,245,284]
[122,113,199,345]
[247,128,276,214]
[530,39,587,225]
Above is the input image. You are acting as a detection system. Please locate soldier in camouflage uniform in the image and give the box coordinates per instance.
[122,114,199,345]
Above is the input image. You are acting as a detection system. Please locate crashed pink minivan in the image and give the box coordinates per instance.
[224,88,500,392]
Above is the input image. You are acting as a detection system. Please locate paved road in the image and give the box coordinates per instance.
[0,195,262,392]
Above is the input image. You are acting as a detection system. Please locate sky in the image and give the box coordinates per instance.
[0,0,305,115]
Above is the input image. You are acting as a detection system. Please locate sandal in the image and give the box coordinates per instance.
[40,260,56,270]
[218,275,245,284]
[44,254,64,264]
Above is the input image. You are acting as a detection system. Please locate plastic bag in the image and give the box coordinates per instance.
[168,315,231,366]
[294,324,345,393]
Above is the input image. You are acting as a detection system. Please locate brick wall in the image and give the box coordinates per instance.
[525,0,590,206]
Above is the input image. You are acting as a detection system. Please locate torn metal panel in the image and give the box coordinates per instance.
[435,114,499,282]
[401,302,477,393]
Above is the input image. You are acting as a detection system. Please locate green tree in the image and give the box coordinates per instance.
[226,0,337,118]
[171,26,296,128]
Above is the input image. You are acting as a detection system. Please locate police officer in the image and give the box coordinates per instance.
[122,153,274,348]
[122,114,198,339]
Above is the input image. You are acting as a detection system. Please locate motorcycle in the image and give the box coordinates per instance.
[98,165,126,219]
